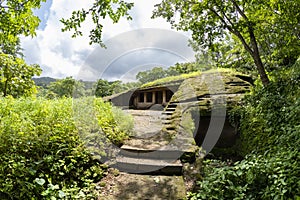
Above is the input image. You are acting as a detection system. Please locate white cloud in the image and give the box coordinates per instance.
[22,0,95,78]
[21,0,194,80]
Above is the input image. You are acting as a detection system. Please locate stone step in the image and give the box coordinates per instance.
[160,115,174,120]
[166,127,176,131]
[165,107,176,112]
[166,106,177,109]
[162,121,172,125]
[119,145,185,160]
[167,106,177,110]
[163,123,177,130]
[119,144,197,164]
[162,111,174,115]
[114,156,182,175]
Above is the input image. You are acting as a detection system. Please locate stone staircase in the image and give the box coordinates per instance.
[112,102,197,175]
[115,145,184,175]
[161,101,178,128]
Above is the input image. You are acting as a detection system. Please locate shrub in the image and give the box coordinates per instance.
[72,97,133,159]
[188,60,300,199]
[0,97,107,199]
[239,61,300,155]
[188,149,299,200]
[93,98,133,146]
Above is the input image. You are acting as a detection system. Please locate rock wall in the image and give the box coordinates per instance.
[164,70,252,151]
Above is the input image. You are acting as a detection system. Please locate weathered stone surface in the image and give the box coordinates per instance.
[115,156,183,175]
[163,70,252,151]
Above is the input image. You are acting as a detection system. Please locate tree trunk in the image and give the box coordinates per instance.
[3,79,8,97]
[249,28,270,86]
[251,52,270,86]
[229,1,270,86]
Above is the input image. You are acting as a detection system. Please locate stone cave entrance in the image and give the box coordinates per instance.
[133,89,174,109]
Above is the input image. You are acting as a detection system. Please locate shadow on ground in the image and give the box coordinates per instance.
[97,172,186,200]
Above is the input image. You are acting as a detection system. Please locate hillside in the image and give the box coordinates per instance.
[33,77,96,90]
[32,77,57,87]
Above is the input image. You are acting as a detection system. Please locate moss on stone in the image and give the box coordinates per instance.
[160,69,252,145]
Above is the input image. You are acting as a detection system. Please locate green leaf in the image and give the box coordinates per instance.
[58,190,66,198]
[34,178,45,186]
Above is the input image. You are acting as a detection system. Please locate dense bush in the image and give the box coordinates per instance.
[239,62,300,155]
[0,97,133,199]
[188,60,300,199]
[189,149,299,200]
[93,98,133,146]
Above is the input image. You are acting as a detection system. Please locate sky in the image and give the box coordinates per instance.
[21,0,195,82]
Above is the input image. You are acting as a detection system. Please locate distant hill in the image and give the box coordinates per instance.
[33,77,57,87]
[33,77,96,90]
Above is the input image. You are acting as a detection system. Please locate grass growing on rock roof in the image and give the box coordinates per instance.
[141,68,245,88]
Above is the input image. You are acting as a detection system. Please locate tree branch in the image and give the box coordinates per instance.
[215,3,236,28]
[209,7,254,55]
[230,0,249,21]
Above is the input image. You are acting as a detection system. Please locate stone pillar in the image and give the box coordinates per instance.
[144,93,147,103]
[152,91,156,103]
[162,90,166,104]
[137,94,140,103]
[134,96,137,106]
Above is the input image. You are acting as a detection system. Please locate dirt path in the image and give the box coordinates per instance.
[97,170,186,200]
[96,109,191,199]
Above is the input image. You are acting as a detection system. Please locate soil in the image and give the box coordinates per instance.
[96,169,186,200]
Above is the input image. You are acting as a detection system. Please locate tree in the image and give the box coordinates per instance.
[48,77,85,98]
[0,38,24,57]
[110,80,128,94]
[62,0,299,86]
[94,79,113,97]
[0,1,45,98]
[136,67,169,84]
[0,53,41,97]
[0,0,45,49]
[60,0,134,47]
[153,0,300,86]
[169,62,212,74]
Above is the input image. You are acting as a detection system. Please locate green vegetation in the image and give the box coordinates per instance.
[187,60,300,199]
[153,0,300,86]
[94,98,133,146]
[0,53,41,97]
[142,71,201,88]
[142,68,245,88]
[136,63,210,85]
[94,79,138,98]
[47,77,85,98]
[0,97,133,199]
[94,79,113,97]
[136,66,176,84]
[1,0,299,199]
[63,0,299,86]
[0,0,45,51]
[34,77,139,99]
[60,0,134,46]
[0,97,101,198]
